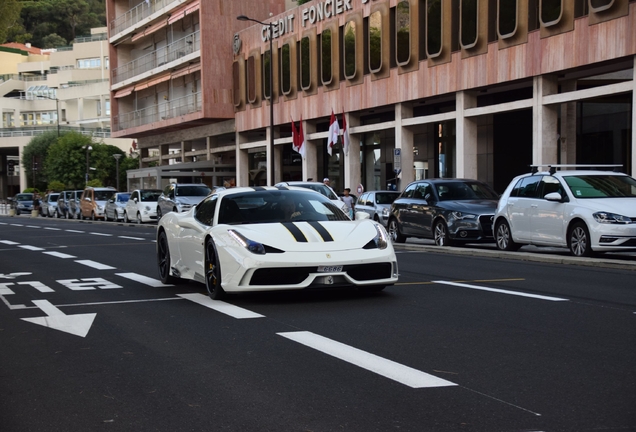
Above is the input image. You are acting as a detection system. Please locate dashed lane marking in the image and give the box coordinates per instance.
[74,260,116,270]
[434,280,569,301]
[89,232,112,237]
[0,240,20,245]
[65,229,85,233]
[116,272,172,287]
[178,293,265,319]
[118,236,145,241]
[43,251,77,259]
[278,331,458,389]
[19,245,45,251]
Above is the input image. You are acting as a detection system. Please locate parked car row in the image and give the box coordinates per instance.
[384,166,636,257]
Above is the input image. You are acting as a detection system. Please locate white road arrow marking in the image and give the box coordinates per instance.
[22,300,96,337]
[17,281,54,293]
[0,272,32,279]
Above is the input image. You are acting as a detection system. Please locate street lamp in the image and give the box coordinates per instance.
[237,14,274,185]
[113,154,122,191]
[85,145,92,184]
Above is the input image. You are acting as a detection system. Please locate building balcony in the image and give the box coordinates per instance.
[110,0,172,38]
[111,31,200,86]
[112,91,202,132]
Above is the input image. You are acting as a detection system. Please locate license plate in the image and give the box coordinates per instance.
[317,265,343,273]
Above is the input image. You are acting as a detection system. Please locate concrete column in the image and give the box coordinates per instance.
[302,120,318,181]
[344,112,361,193]
[456,91,478,179]
[19,144,27,191]
[274,144,283,184]
[632,55,636,176]
[235,132,249,187]
[78,97,84,121]
[533,76,560,167]
[395,103,414,188]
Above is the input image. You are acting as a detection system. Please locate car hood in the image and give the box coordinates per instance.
[573,197,636,216]
[174,196,206,205]
[216,220,383,252]
[439,199,498,213]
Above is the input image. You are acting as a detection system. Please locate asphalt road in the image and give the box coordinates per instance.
[0,215,635,431]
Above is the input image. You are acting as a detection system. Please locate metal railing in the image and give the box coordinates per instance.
[111,31,200,84]
[0,126,111,138]
[0,74,47,82]
[113,91,201,131]
[73,33,108,44]
[110,0,173,36]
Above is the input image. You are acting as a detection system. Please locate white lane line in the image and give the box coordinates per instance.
[116,272,172,287]
[278,331,457,389]
[0,240,20,245]
[74,260,116,270]
[65,229,85,233]
[434,281,569,301]
[10,224,24,226]
[26,225,41,229]
[19,245,45,251]
[17,281,54,293]
[0,222,7,225]
[43,251,77,259]
[178,293,265,319]
[44,227,62,231]
[118,236,145,241]
[90,232,112,237]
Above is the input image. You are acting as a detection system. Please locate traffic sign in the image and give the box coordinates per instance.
[393,148,401,172]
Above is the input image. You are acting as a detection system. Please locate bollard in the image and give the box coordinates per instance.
[0,203,5,215]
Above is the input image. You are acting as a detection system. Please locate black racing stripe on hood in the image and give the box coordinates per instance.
[282,222,308,242]
[307,221,333,242]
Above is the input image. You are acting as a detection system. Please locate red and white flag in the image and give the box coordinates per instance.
[341,109,350,155]
[291,116,306,158]
[327,110,340,156]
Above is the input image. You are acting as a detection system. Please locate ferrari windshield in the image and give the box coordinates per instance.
[217,190,349,225]
[563,174,636,198]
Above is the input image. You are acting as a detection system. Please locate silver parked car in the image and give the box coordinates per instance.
[157,183,211,219]
[355,191,400,226]
[41,192,60,217]
[104,192,131,221]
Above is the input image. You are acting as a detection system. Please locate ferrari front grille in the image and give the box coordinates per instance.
[249,263,393,286]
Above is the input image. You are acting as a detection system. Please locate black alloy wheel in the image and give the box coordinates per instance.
[495,220,521,251]
[568,222,593,257]
[157,231,177,284]
[433,220,454,247]
[205,239,225,300]
[388,219,406,243]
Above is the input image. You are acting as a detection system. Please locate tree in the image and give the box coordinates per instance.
[0,0,22,44]
[47,180,66,192]
[40,33,67,49]
[296,0,312,5]
[21,131,60,190]
[44,132,94,189]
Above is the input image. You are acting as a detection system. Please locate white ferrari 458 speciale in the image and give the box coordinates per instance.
[156,186,398,299]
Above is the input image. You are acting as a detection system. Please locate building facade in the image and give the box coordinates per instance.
[124,0,636,195]
[0,28,132,197]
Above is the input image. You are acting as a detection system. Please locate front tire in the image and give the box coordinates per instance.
[433,220,454,247]
[205,239,225,300]
[388,219,406,243]
[495,220,521,251]
[568,222,592,257]
[157,231,177,284]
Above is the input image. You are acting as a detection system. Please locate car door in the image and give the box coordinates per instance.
[177,195,218,275]
[357,193,372,217]
[127,191,138,218]
[393,183,416,235]
[530,175,569,246]
[506,175,541,241]
[159,185,173,215]
[406,182,435,238]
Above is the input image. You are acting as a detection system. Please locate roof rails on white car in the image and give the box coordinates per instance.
[530,164,623,175]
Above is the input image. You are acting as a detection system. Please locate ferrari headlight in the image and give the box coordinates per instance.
[451,211,476,220]
[228,229,266,255]
[593,212,632,224]
[364,224,389,250]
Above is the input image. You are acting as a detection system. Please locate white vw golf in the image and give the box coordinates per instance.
[494,166,636,256]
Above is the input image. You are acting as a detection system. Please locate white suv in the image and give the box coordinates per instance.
[493,166,636,257]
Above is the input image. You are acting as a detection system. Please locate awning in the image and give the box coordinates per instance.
[171,62,201,79]
[184,0,200,16]
[131,17,169,42]
[146,73,171,87]
[114,86,134,98]
[168,1,193,25]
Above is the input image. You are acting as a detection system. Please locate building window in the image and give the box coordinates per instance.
[77,58,101,69]
[263,51,271,99]
[2,113,14,127]
[460,0,478,48]
[540,0,562,26]
[344,21,356,79]
[321,29,333,85]
[300,36,311,90]
[396,1,411,65]
[589,0,613,12]
[498,0,518,38]
[97,101,101,116]
[105,101,110,116]
[247,55,256,103]
[426,0,443,57]
[280,42,291,95]
[369,11,382,72]
[104,57,109,69]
